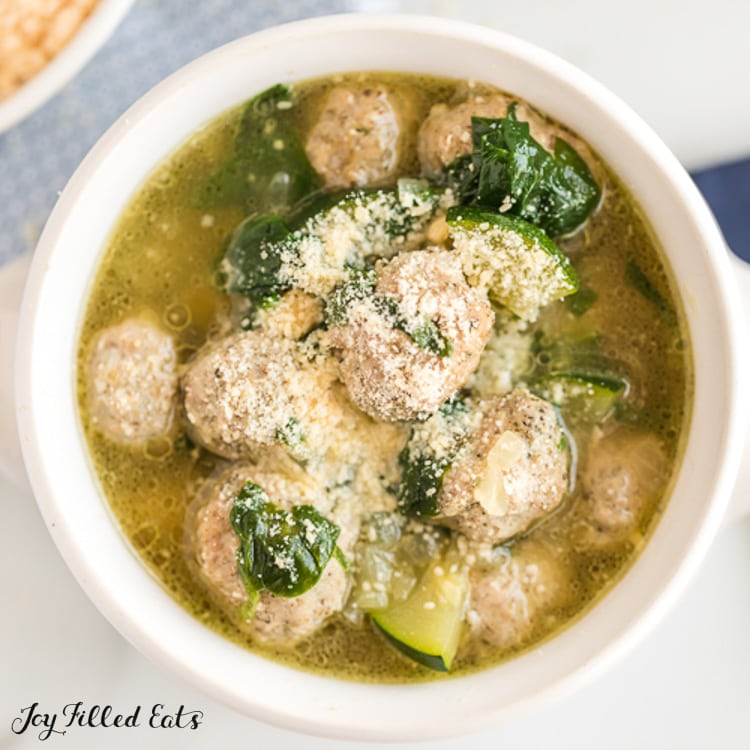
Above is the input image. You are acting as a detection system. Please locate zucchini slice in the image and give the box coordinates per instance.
[447,206,579,321]
[371,557,468,672]
[531,373,626,424]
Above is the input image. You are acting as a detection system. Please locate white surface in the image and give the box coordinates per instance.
[12,15,749,741]
[4,2,750,748]
[2,471,750,749]
[728,255,750,523]
[362,0,750,170]
[0,254,31,490]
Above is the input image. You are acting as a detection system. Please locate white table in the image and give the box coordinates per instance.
[3,1,750,747]
[3,470,749,748]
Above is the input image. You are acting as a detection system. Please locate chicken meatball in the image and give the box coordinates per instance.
[252,288,323,340]
[417,94,568,175]
[87,317,177,445]
[463,538,571,654]
[305,84,401,188]
[435,389,568,543]
[190,463,352,644]
[329,249,494,422]
[578,426,668,547]
[182,331,297,459]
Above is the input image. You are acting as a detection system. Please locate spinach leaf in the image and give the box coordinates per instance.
[285,188,351,229]
[530,327,608,377]
[275,416,305,452]
[324,269,378,327]
[223,214,292,307]
[398,395,469,517]
[440,153,481,204]
[199,84,320,212]
[566,287,598,317]
[437,392,469,419]
[230,481,342,618]
[625,258,673,314]
[437,105,601,237]
[398,452,452,517]
[530,373,627,426]
[309,186,440,251]
[325,271,453,357]
[404,318,453,357]
[382,297,453,357]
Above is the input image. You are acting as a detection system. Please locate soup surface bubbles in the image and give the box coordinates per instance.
[77,72,691,682]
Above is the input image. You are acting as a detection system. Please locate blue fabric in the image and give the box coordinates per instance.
[691,159,750,263]
[0,0,347,266]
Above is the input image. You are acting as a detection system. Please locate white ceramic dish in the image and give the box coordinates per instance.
[8,14,750,742]
[0,0,135,134]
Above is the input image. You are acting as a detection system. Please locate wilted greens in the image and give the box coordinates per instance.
[199,84,320,212]
[325,270,452,357]
[438,105,601,237]
[398,396,470,517]
[223,214,291,307]
[230,481,342,618]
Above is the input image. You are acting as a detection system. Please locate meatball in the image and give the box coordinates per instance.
[329,249,494,422]
[182,331,297,459]
[417,94,567,175]
[578,426,668,547]
[87,317,177,444]
[435,389,568,543]
[190,463,352,644]
[252,288,323,340]
[463,538,571,653]
[305,84,401,188]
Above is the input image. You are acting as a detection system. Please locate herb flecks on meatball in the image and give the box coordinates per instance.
[329,249,494,422]
[181,331,297,460]
[305,84,401,189]
[87,317,178,445]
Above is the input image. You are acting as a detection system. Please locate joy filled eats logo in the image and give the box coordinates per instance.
[11,701,204,741]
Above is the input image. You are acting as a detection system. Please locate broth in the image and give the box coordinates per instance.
[77,72,691,682]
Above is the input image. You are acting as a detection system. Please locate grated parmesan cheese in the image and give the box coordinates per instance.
[451,222,575,321]
[328,248,493,421]
[468,313,534,399]
[278,188,442,298]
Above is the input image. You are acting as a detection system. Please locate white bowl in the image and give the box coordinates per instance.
[14,14,750,742]
[0,0,135,133]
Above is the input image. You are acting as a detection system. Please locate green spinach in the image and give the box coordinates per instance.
[324,269,378,327]
[325,271,452,357]
[566,287,598,317]
[223,214,292,307]
[398,452,453,518]
[199,84,320,212]
[398,396,469,517]
[438,105,601,237]
[625,257,674,316]
[230,482,342,619]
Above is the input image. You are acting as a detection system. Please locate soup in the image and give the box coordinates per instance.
[77,72,691,682]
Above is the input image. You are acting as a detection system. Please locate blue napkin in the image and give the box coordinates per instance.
[692,159,750,264]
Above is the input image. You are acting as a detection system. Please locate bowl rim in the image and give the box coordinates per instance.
[0,0,136,134]
[15,12,750,742]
